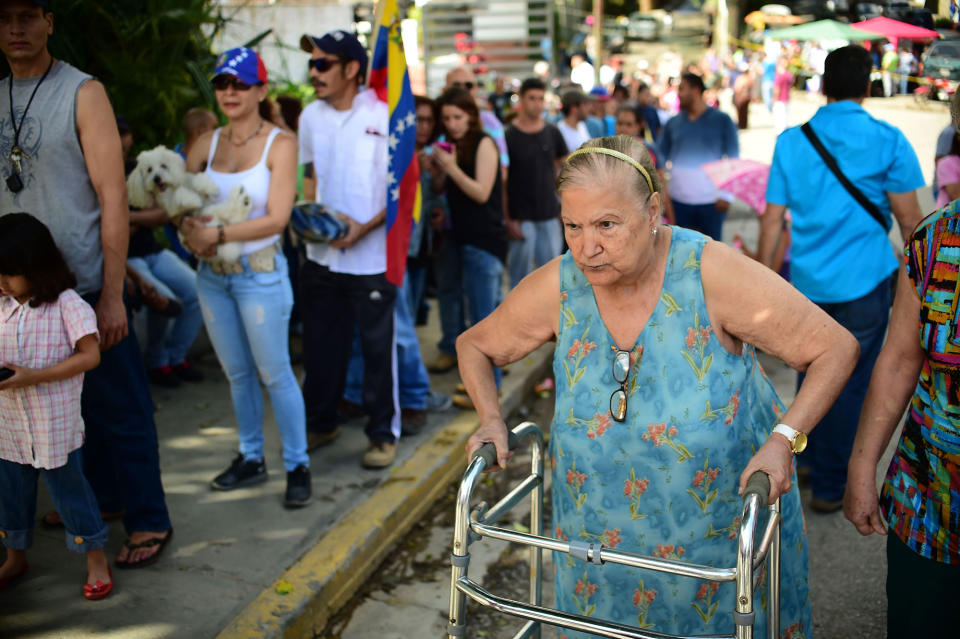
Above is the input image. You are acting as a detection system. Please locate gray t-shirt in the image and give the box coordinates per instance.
[0,61,102,294]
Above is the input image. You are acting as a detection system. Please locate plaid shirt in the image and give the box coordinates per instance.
[0,289,98,469]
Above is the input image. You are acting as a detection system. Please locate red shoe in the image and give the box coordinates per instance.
[83,566,113,601]
[0,561,28,589]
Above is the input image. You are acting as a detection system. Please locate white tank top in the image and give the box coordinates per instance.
[204,126,282,255]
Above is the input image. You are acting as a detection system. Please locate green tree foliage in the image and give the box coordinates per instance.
[4,1,227,148]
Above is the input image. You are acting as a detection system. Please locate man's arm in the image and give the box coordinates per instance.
[77,79,129,350]
[887,190,924,244]
[758,203,788,269]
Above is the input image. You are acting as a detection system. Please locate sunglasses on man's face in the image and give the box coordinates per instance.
[452,81,476,90]
[212,76,254,92]
[309,57,342,74]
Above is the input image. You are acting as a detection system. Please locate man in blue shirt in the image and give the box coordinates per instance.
[760,45,925,514]
[658,72,739,241]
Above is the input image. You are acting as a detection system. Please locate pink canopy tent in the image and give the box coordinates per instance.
[851,16,940,50]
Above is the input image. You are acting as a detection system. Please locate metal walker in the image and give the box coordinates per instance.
[448,422,782,639]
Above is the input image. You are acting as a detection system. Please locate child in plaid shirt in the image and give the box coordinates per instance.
[0,213,113,600]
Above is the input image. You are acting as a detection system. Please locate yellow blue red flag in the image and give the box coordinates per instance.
[370,0,421,287]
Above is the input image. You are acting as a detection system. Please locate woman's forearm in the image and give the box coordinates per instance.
[849,349,920,469]
[456,332,502,424]
[778,332,859,436]
[446,163,493,204]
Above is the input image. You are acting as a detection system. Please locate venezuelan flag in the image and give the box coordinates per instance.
[370,0,421,287]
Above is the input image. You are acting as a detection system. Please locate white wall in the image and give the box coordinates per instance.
[212,1,355,85]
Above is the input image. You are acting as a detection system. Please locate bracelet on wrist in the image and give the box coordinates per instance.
[217,224,226,245]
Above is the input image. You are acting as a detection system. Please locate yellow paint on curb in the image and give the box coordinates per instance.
[217,346,553,639]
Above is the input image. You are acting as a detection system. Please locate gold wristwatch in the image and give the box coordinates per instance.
[772,423,807,455]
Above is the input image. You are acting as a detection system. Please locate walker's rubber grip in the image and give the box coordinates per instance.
[473,431,521,469]
[743,471,770,504]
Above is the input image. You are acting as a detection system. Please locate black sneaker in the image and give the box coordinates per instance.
[283,465,312,509]
[148,365,181,388]
[210,454,267,491]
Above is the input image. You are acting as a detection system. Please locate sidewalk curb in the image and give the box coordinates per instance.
[216,345,554,639]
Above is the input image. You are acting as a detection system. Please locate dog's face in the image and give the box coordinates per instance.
[136,146,187,194]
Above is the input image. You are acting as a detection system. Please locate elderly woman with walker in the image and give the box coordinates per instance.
[458,135,859,636]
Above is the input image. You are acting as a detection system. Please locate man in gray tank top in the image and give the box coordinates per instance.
[0,0,172,567]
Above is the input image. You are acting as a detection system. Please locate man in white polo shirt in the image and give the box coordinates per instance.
[298,30,400,468]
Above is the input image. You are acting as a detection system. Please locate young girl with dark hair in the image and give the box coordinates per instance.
[0,213,113,600]
[433,87,507,407]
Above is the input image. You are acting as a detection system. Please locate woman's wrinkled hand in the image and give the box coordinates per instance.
[738,436,794,505]
[843,462,888,536]
[465,417,514,472]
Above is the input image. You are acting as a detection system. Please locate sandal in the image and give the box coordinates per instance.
[83,566,113,601]
[115,529,173,570]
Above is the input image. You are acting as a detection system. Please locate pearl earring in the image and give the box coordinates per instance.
[652,226,658,237]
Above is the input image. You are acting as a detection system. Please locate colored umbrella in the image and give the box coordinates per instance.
[701,158,770,213]
[851,16,940,50]
[766,19,886,42]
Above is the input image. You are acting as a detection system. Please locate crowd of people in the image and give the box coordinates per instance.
[0,0,957,635]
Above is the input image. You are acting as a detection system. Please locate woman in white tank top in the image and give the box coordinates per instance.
[181,47,311,509]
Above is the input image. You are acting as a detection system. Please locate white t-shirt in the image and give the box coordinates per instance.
[299,88,388,275]
[571,62,595,92]
[557,120,591,155]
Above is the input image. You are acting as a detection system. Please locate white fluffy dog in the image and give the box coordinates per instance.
[127,145,219,218]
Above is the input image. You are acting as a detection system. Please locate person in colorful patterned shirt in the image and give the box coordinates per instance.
[842,92,960,639]
[459,135,859,636]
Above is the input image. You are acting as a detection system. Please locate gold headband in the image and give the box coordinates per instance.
[566,147,655,195]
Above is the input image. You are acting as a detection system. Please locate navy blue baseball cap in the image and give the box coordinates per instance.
[212,47,268,86]
[300,30,368,79]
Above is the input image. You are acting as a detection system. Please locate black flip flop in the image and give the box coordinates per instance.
[115,528,173,569]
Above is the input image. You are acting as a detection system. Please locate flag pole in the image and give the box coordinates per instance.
[367,0,386,87]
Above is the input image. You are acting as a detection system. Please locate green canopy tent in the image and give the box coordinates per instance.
[766,19,887,42]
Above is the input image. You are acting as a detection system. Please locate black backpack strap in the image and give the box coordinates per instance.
[800,122,890,232]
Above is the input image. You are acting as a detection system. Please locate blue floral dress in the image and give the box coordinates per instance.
[551,227,811,639]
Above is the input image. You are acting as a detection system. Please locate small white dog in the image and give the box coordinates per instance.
[127,145,219,218]
[202,185,253,265]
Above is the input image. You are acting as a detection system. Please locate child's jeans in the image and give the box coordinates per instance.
[0,449,108,553]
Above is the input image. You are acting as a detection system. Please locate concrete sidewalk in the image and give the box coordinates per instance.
[0,310,553,639]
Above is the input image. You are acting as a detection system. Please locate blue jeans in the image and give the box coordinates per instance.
[80,291,171,533]
[0,449,108,553]
[196,252,308,471]
[797,275,892,502]
[436,230,465,355]
[405,264,427,325]
[507,218,563,288]
[127,250,203,369]
[672,200,726,241]
[461,244,503,387]
[344,271,431,410]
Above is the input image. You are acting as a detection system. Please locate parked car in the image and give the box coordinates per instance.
[627,12,661,41]
[665,0,712,36]
[920,40,960,82]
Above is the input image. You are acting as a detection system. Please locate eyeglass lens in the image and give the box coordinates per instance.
[612,350,630,383]
[212,76,252,91]
[309,58,340,73]
[610,389,627,422]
